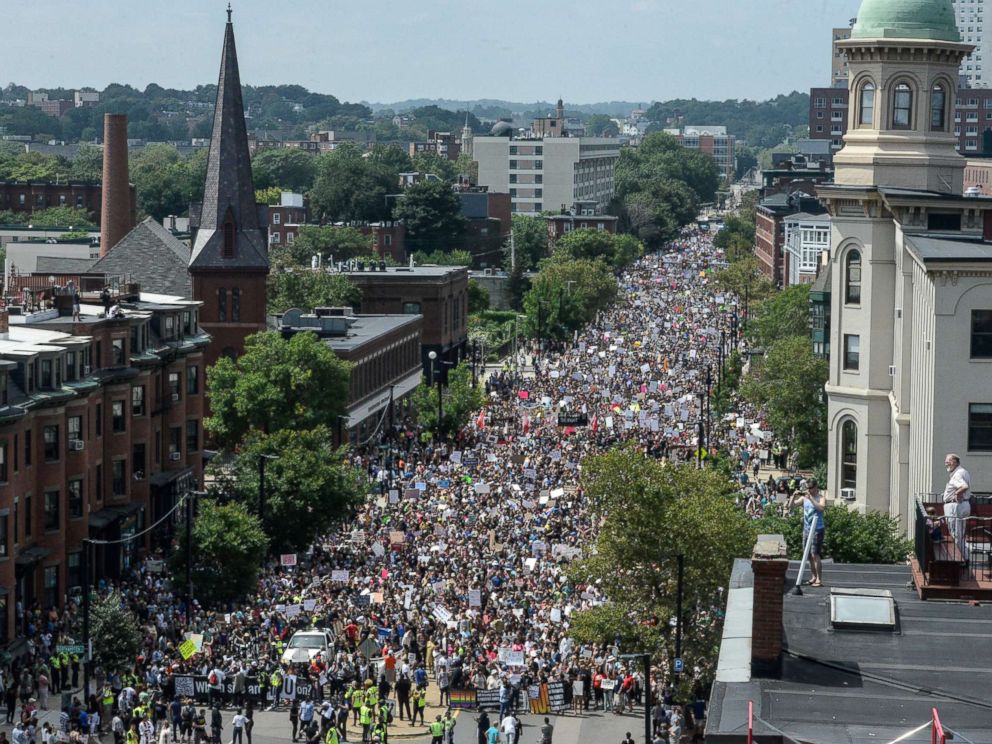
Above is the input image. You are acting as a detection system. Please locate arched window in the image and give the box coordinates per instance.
[892,83,913,129]
[841,420,858,492]
[930,83,947,131]
[845,250,862,304]
[859,82,876,126]
[231,287,241,322]
[217,287,227,322]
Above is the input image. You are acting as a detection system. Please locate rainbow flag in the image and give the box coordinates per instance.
[449,689,478,710]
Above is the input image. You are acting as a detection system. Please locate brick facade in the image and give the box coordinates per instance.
[750,534,789,679]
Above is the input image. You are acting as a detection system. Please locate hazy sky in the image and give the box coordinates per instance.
[6,0,865,104]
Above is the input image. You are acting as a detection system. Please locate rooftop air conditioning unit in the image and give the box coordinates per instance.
[69,440,84,451]
[169,452,181,461]
[82,365,91,375]
[840,488,856,501]
[171,393,180,402]
[133,471,144,481]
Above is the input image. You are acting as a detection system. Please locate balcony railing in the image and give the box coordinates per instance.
[915,494,992,587]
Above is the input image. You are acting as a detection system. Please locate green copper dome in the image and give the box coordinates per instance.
[851,0,960,42]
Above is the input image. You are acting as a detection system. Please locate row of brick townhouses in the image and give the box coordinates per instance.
[0,286,206,643]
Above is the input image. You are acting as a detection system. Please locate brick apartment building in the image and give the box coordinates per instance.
[808,88,851,152]
[0,286,206,644]
[755,191,824,287]
[0,181,135,228]
[409,131,461,161]
[343,265,468,370]
[276,308,424,443]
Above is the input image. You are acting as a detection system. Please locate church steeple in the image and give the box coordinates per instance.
[189,7,268,270]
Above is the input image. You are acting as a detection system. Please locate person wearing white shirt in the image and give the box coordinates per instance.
[943,454,972,561]
[231,709,248,744]
[500,714,518,744]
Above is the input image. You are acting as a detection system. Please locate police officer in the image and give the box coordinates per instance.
[429,715,444,744]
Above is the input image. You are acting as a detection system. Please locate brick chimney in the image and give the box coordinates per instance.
[750,534,789,678]
[100,113,132,256]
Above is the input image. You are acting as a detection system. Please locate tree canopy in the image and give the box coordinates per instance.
[569,447,755,696]
[522,256,618,340]
[411,365,484,438]
[205,331,352,450]
[90,593,142,675]
[267,269,361,315]
[393,179,465,251]
[504,214,549,272]
[309,143,398,223]
[554,229,644,271]
[251,147,317,192]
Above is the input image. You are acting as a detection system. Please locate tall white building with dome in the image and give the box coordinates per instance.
[821,0,992,527]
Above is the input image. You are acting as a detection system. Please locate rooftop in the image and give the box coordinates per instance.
[905,233,992,264]
[851,0,960,42]
[708,560,992,742]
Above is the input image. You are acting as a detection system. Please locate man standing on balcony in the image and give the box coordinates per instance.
[943,454,973,563]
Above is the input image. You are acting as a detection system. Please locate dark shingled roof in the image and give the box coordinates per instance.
[35,256,97,274]
[188,14,268,272]
[89,217,192,297]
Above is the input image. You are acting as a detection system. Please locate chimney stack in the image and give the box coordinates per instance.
[750,534,789,678]
[100,113,132,257]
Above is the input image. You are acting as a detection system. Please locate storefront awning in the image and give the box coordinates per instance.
[89,502,144,530]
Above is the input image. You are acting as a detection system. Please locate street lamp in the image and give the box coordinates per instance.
[428,351,443,440]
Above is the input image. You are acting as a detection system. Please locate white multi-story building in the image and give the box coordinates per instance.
[954,0,989,87]
[821,0,992,526]
[472,135,620,215]
[783,212,831,286]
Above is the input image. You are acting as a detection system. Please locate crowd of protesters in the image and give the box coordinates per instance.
[0,226,793,744]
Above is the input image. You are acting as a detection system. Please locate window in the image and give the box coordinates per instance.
[66,351,77,381]
[843,334,861,371]
[841,420,858,491]
[68,479,83,518]
[111,400,125,433]
[40,359,52,389]
[112,459,126,496]
[273,212,281,225]
[0,513,7,557]
[168,372,181,401]
[43,565,57,609]
[67,552,80,591]
[132,385,145,416]
[68,415,82,444]
[23,494,31,538]
[112,338,125,366]
[845,250,862,304]
[402,302,422,315]
[217,288,227,322]
[969,403,992,451]
[43,490,58,531]
[232,288,241,322]
[931,84,947,130]
[95,463,102,501]
[186,366,199,395]
[169,426,182,457]
[132,443,145,480]
[43,425,59,461]
[892,83,913,128]
[24,429,31,467]
[0,442,6,483]
[859,82,875,126]
[186,420,199,453]
[972,310,992,357]
[95,403,102,437]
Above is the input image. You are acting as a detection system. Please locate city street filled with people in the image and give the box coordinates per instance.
[0,226,797,744]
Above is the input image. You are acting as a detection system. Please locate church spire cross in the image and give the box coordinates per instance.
[227,3,232,23]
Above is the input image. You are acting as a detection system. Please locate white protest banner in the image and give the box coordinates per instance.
[433,605,453,624]
[371,542,386,557]
[550,608,562,623]
[302,599,317,612]
[506,650,525,667]
[389,490,399,504]
[280,554,297,567]
[468,589,482,607]
[285,604,302,618]
[331,570,350,582]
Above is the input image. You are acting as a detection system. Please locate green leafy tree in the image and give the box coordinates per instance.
[504,214,548,271]
[619,178,699,250]
[271,225,371,268]
[584,114,620,137]
[410,365,484,437]
[554,229,644,271]
[129,144,206,220]
[523,256,618,340]
[712,255,774,305]
[412,249,473,266]
[24,206,95,228]
[268,270,361,314]
[467,279,490,314]
[394,179,466,251]
[747,284,812,349]
[255,186,283,206]
[411,152,459,182]
[224,427,364,553]
[568,447,755,697]
[170,499,268,606]
[616,132,721,205]
[310,143,397,222]
[90,592,142,675]
[250,147,317,192]
[368,144,413,174]
[68,144,104,182]
[713,212,756,262]
[753,506,911,564]
[205,331,352,450]
[741,335,828,466]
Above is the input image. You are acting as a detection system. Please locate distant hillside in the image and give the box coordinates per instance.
[364,99,648,118]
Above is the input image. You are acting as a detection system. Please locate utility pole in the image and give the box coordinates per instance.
[185,492,193,622]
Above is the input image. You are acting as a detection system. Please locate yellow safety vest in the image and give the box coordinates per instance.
[430,721,444,736]
[359,706,372,726]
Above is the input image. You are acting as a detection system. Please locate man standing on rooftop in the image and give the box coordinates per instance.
[943,454,972,561]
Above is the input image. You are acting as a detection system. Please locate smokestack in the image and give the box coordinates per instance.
[750,534,788,678]
[100,113,132,256]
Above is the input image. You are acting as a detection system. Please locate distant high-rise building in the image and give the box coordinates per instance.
[953,0,989,87]
[832,24,854,88]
